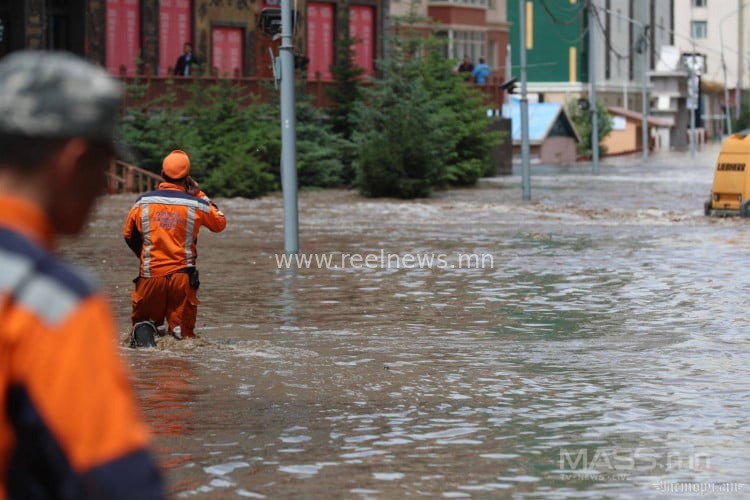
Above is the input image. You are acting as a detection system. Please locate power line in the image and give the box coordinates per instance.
[538,0,583,26]
[534,0,589,45]
[590,4,627,60]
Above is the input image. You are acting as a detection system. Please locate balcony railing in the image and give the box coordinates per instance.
[107,160,162,194]
[117,73,508,110]
[429,0,490,7]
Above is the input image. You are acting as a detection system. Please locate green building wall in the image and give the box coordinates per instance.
[507,0,588,84]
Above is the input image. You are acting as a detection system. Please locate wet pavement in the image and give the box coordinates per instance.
[61,141,750,498]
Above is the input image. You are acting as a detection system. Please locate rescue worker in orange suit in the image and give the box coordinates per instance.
[0,51,165,498]
[124,150,226,339]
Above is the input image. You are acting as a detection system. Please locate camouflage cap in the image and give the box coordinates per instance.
[0,50,122,143]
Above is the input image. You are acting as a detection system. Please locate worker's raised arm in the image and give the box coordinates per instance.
[123,205,143,258]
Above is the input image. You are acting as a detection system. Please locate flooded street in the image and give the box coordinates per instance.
[63,142,749,498]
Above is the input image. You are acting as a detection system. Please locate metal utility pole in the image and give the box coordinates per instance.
[723,55,732,135]
[280,0,298,254]
[588,2,599,175]
[688,58,697,157]
[740,1,745,93]
[598,7,649,160]
[519,0,531,200]
[720,16,733,135]
[640,27,649,160]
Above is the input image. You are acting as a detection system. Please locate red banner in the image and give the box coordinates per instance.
[306,2,334,81]
[350,5,374,77]
[106,0,140,76]
[159,0,192,76]
[212,27,243,77]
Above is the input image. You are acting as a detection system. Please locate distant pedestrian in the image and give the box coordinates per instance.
[472,58,491,85]
[0,50,164,499]
[174,42,200,76]
[458,55,474,81]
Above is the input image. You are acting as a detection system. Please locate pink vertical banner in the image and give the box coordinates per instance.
[159,0,192,75]
[307,2,334,81]
[212,27,243,77]
[106,0,141,76]
[349,5,374,77]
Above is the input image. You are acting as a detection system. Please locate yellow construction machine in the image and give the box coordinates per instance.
[705,133,750,216]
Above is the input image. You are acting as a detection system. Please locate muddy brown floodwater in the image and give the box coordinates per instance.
[60,144,750,498]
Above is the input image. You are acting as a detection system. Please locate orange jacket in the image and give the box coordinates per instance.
[0,195,163,499]
[123,182,227,277]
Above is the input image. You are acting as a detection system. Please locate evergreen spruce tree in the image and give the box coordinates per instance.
[327,36,366,186]
[353,12,453,198]
[421,35,500,184]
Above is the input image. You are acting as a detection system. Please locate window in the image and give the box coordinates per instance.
[489,40,497,69]
[437,30,486,64]
[691,20,707,39]
[692,0,706,7]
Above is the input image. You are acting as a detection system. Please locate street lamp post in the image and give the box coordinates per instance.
[589,5,600,174]
[519,0,531,200]
[598,7,650,160]
[718,8,746,135]
[280,0,298,254]
[640,27,649,160]
[722,53,733,135]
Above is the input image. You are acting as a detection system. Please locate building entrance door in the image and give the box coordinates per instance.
[0,0,23,58]
[45,0,85,54]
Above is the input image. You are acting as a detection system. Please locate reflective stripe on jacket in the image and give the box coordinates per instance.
[123,183,226,277]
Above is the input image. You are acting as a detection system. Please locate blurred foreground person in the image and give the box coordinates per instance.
[124,150,226,340]
[0,51,164,498]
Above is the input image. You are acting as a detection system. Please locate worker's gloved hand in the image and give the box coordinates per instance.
[186,176,200,196]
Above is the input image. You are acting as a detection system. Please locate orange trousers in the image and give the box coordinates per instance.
[131,273,199,338]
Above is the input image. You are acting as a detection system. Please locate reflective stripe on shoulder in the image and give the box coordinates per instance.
[0,248,92,325]
[0,248,35,293]
[136,196,210,213]
[184,206,196,265]
[15,273,80,324]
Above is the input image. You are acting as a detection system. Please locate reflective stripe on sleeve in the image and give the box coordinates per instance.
[141,204,152,278]
[184,206,196,266]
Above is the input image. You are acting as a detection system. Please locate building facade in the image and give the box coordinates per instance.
[0,0,386,80]
[506,0,672,110]
[390,0,510,80]
[673,0,745,94]
[672,0,742,137]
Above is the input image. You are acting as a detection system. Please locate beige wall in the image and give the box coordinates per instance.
[602,117,638,155]
[486,0,507,25]
[389,0,426,19]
